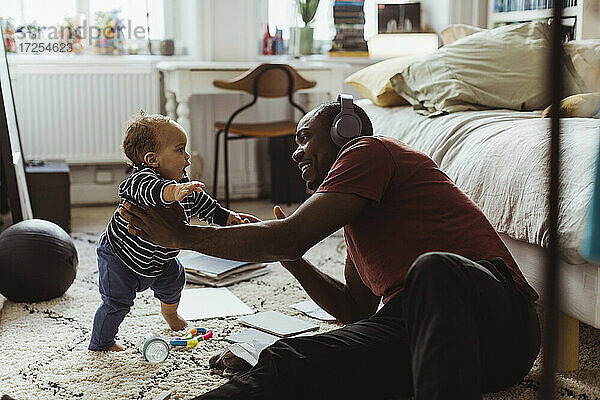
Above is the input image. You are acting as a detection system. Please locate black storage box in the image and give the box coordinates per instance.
[268,136,306,204]
[25,161,71,233]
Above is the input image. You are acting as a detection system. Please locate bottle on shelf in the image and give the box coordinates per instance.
[274,27,284,55]
[263,24,274,55]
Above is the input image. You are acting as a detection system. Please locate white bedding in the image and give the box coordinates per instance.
[357,98,600,265]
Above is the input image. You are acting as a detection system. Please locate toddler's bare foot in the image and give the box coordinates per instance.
[108,341,126,352]
[163,312,187,331]
[161,300,187,331]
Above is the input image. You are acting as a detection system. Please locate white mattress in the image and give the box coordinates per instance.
[500,233,600,328]
[357,98,600,327]
[358,98,600,265]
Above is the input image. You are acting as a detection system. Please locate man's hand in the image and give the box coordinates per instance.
[118,200,188,248]
[273,205,286,220]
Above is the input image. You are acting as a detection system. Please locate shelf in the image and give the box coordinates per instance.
[490,6,579,23]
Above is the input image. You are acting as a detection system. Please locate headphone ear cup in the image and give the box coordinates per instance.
[330,114,361,147]
[330,117,345,147]
[338,115,361,139]
[330,94,363,147]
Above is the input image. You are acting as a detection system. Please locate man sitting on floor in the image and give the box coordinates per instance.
[120,95,541,400]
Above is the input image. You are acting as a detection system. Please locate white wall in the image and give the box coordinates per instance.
[212,0,267,61]
[172,0,267,60]
[421,0,487,34]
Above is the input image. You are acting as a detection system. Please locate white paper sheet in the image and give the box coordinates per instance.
[227,342,270,367]
[290,299,336,321]
[178,288,254,320]
[225,328,280,345]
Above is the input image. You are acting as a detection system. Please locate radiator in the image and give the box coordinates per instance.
[10,63,160,164]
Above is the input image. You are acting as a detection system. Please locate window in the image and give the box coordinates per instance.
[21,0,77,28]
[268,0,335,41]
[268,0,378,43]
[0,0,164,41]
[89,0,164,40]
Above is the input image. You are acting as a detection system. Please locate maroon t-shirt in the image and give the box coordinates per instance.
[316,136,537,303]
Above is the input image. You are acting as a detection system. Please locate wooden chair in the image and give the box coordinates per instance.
[212,64,316,207]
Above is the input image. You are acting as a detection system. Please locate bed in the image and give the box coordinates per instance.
[357,98,600,370]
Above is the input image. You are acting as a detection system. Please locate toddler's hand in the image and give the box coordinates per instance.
[173,181,205,202]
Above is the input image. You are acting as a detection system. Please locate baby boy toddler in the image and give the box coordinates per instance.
[89,111,245,352]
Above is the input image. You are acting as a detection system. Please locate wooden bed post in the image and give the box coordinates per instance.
[555,312,579,372]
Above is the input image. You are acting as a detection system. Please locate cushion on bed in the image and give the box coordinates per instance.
[541,92,600,118]
[440,27,600,92]
[344,55,425,107]
[440,24,485,46]
[390,21,587,116]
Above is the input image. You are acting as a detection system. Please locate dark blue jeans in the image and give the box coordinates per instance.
[196,252,540,400]
[89,233,186,351]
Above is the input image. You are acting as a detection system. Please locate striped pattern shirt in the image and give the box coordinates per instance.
[106,166,229,277]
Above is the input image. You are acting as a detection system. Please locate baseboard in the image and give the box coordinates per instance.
[71,183,121,205]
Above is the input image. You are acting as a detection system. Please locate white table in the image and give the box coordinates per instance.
[156,61,351,151]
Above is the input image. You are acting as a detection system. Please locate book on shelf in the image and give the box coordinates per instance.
[334,0,365,5]
[334,23,365,30]
[334,18,366,24]
[328,50,369,57]
[334,5,364,13]
[178,250,270,287]
[331,0,368,57]
[494,0,577,12]
[333,10,364,18]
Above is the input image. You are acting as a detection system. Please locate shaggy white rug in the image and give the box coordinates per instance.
[1,230,600,400]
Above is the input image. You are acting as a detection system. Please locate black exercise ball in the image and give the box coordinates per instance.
[0,219,78,302]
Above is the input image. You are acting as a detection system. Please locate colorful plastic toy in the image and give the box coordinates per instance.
[170,327,213,348]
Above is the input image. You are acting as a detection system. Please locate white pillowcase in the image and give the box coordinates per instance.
[390,22,586,116]
[564,40,600,92]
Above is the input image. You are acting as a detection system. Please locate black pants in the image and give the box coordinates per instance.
[196,252,541,400]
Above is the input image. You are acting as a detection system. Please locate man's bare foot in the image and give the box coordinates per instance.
[108,341,126,352]
[161,301,187,331]
[162,312,187,331]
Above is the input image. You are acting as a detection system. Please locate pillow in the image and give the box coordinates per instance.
[440,24,485,46]
[564,40,600,92]
[441,29,600,91]
[344,55,424,107]
[390,22,587,116]
[541,92,600,118]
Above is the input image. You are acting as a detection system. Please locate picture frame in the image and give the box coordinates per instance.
[378,2,421,33]
[0,29,33,222]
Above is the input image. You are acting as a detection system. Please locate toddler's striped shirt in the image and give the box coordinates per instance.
[106,165,229,277]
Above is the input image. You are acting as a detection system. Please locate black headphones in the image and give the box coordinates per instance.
[330,94,363,147]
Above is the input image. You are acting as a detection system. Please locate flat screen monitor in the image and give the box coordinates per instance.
[0,29,33,222]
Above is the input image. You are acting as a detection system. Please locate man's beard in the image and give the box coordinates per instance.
[306,176,323,192]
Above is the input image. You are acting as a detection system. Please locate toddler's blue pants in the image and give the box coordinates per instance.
[89,233,186,351]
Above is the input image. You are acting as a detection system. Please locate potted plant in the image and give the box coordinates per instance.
[295,0,319,55]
